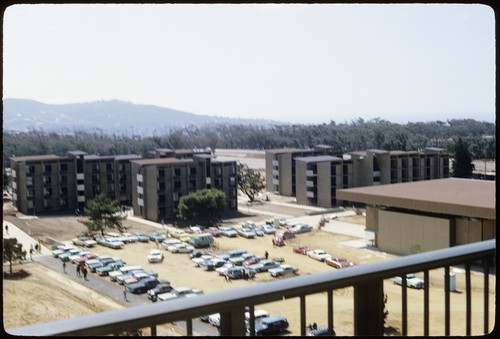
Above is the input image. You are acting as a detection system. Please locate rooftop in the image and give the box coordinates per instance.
[337,178,495,220]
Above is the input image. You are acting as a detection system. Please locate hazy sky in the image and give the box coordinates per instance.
[3,3,495,124]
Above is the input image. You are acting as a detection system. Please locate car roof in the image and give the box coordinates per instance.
[261,315,287,323]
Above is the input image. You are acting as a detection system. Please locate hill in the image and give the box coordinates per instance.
[3,98,279,135]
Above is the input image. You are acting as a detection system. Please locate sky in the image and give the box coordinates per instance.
[3,3,496,125]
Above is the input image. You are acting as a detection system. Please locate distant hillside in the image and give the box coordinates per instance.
[2,98,279,135]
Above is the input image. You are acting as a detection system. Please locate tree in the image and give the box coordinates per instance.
[3,237,27,274]
[78,193,127,236]
[178,189,226,225]
[452,137,475,178]
[237,162,266,202]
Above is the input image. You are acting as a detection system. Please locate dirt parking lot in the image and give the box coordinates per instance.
[3,202,495,336]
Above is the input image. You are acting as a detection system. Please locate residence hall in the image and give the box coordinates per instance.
[130,154,238,222]
[336,178,495,255]
[266,146,450,208]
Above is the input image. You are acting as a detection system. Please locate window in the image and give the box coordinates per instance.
[44,164,52,173]
[174,168,181,177]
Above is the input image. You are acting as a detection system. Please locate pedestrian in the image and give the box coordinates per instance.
[4,224,8,234]
[265,251,269,259]
[82,266,88,280]
[35,243,39,253]
[62,261,66,273]
[29,248,33,260]
[76,264,81,277]
[123,286,128,302]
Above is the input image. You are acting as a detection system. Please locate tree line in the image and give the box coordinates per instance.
[3,118,495,167]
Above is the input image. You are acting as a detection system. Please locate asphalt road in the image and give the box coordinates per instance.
[35,254,219,336]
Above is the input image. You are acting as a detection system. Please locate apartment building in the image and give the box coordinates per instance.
[267,146,450,208]
[9,151,142,215]
[130,154,238,222]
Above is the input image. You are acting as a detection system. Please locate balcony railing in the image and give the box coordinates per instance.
[8,239,495,336]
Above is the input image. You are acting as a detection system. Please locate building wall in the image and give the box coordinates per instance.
[279,153,294,196]
[378,210,451,255]
[294,160,308,206]
[317,161,332,208]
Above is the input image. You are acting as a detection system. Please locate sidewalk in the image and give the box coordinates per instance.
[3,219,52,261]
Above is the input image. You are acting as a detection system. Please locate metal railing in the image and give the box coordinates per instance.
[8,239,495,336]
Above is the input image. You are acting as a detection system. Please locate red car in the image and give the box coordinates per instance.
[242,255,261,266]
[206,227,221,237]
[293,245,309,255]
[325,256,354,269]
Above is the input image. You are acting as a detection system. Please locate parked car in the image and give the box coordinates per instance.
[272,230,295,246]
[254,315,289,335]
[147,280,172,301]
[245,309,271,330]
[325,256,354,269]
[199,258,227,271]
[186,225,204,234]
[148,232,166,243]
[306,324,333,336]
[121,232,139,243]
[226,266,255,280]
[218,226,238,238]
[266,217,288,227]
[162,239,183,250]
[391,273,424,289]
[247,259,281,273]
[95,261,126,276]
[157,287,204,301]
[126,277,161,294]
[134,233,150,242]
[290,223,313,234]
[307,249,332,262]
[72,236,97,247]
[192,254,214,267]
[237,227,256,239]
[293,245,310,255]
[206,227,221,237]
[208,313,221,327]
[217,249,248,261]
[168,229,191,242]
[269,264,299,277]
[261,224,277,235]
[242,255,261,266]
[147,249,164,263]
[169,243,194,253]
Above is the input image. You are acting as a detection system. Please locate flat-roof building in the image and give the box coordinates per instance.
[337,178,495,255]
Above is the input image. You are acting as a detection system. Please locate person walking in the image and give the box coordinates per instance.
[76,264,81,277]
[29,248,33,261]
[123,286,129,302]
[62,261,66,273]
[82,266,88,280]
[265,251,269,259]
[4,224,8,234]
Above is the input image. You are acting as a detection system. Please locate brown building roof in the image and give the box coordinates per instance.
[130,158,191,166]
[10,154,60,162]
[337,178,495,220]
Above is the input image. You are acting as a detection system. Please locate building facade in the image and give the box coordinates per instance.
[130,154,238,222]
[267,146,450,208]
[10,148,236,222]
[10,151,142,215]
[336,178,495,255]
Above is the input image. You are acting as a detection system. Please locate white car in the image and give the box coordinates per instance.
[147,249,164,263]
[307,249,332,262]
[218,226,238,237]
[71,236,97,247]
[269,264,299,277]
[162,239,182,250]
[157,287,203,301]
[191,254,214,267]
[169,243,194,253]
[121,233,139,243]
[237,227,256,239]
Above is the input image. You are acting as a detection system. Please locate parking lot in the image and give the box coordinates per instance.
[4,196,496,336]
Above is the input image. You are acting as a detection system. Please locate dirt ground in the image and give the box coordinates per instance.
[3,206,495,336]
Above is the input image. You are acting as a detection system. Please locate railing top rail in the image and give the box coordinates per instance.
[8,239,495,336]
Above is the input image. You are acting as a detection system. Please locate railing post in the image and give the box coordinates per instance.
[354,280,384,336]
[219,306,246,336]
